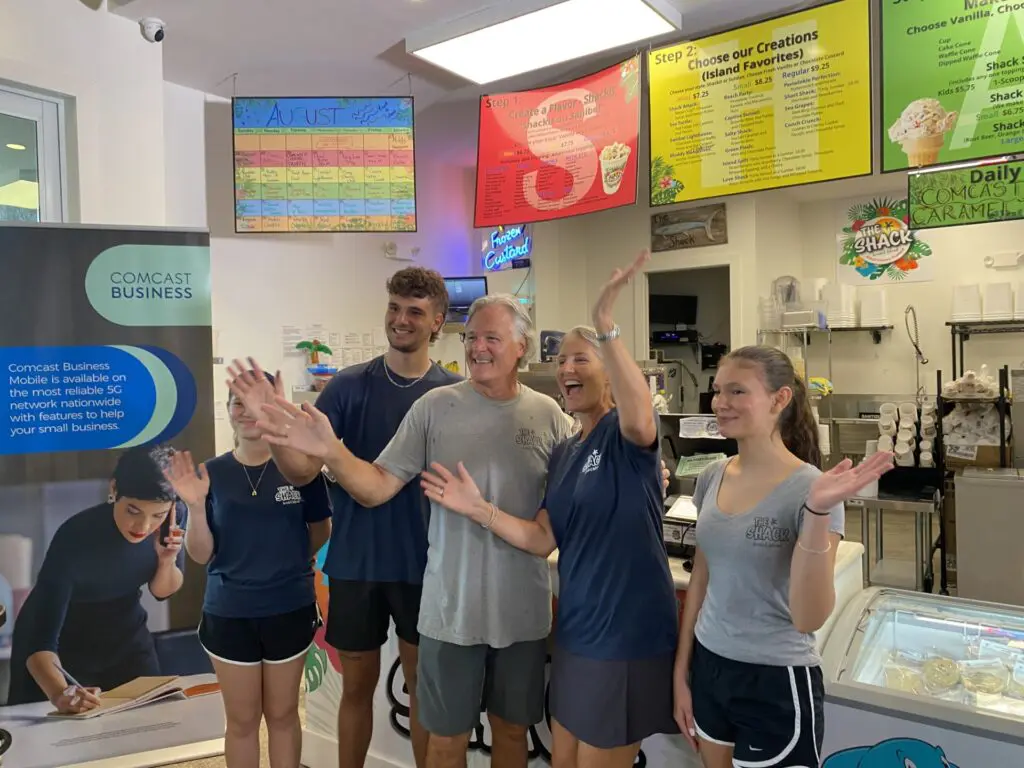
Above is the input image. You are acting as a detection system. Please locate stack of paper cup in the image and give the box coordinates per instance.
[952,284,982,322]
[983,282,1014,321]
[859,439,881,497]
[823,282,857,328]
[859,288,889,327]
[818,423,831,456]
[878,434,894,453]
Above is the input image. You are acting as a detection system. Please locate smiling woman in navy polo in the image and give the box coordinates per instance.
[420,252,679,768]
[164,371,331,768]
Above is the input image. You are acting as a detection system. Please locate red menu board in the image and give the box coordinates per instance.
[474,56,641,228]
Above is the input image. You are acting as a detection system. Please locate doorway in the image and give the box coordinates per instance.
[0,86,66,222]
[646,266,730,414]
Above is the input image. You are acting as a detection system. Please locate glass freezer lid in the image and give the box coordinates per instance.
[837,589,1024,722]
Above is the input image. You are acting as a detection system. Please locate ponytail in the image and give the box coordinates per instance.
[722,345,822,468]
[780,375,821,467]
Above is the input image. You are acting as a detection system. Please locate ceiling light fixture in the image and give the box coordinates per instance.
[5,143,26,151]
[406,0,681,85]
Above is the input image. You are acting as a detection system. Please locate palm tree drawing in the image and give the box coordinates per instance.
[296,338,333,366]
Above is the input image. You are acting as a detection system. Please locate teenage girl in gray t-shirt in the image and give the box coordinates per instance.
[672,346,893,768]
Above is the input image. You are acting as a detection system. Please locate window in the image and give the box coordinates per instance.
[0,86,66,222]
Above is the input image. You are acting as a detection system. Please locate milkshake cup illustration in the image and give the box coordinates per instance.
[599,142,632,195]
[888,98,957,167]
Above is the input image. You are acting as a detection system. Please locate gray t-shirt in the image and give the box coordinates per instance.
[375,380,574,648]
[693,458,844,667]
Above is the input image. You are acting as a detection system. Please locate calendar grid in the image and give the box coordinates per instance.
[233,98,416,233]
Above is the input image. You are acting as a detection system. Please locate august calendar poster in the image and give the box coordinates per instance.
[233,97,417,233]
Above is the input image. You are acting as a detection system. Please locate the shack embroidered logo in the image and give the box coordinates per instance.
[745,516,792,547]
[275,485,301,505]
[581,449,602,475]
[515,427,543,449]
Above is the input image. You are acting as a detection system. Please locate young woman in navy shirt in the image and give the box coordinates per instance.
[8,445,186,712]
[420,252,679,768]
[165,372,331,768]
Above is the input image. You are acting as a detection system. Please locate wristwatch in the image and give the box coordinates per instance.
[595,324,621,342]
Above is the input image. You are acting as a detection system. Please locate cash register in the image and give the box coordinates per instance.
[663,495,697,563]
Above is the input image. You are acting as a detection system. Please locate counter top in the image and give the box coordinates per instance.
[547,540,865,595]
[0,674,224,768]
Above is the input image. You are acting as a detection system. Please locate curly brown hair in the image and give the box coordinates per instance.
[385,267,449,342]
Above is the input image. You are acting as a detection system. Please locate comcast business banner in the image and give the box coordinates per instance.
[0,225,214,484]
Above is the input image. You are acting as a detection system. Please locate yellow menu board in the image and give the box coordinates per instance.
[647,0,871,206]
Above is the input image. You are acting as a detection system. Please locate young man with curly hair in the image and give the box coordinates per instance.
[231,266,460,768]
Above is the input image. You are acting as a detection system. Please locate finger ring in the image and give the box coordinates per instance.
[439,487,445,497]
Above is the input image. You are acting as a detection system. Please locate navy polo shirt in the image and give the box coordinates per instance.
[203,453,331,618]
[315,356,462,584]
[545,409,678,660]
[8,501,188,704]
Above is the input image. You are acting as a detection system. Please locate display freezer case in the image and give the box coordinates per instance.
[820,588,1024,765]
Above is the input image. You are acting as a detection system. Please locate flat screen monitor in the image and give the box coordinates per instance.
[649,294,697,325]
[445,277,488,311]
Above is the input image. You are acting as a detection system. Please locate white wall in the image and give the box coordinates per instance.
[161,86,477,452]
[0,0,166,225]
[800,189,1024,395]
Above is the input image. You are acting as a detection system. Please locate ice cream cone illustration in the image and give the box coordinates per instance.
[901,134,946,167]
[888,98,957,168]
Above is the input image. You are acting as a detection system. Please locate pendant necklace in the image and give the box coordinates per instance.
[236,452,270,496]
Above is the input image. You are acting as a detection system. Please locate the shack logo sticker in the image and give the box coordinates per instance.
[837,197,933,286]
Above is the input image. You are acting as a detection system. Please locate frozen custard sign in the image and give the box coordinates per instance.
[837,197,932,285]
[482,225,532,271]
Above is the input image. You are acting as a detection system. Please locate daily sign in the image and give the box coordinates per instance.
[908,159,1024,230]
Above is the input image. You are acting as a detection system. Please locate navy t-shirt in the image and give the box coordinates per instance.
[8,501,188,704]
[316,356,462,583]
[203,453,331,618]
[545,409,678,661]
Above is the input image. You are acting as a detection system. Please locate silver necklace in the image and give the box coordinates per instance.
[235,452,270,496]
[384,360,430,389]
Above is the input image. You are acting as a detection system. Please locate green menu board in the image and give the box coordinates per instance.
[881,2,1024,172]
[909,158,1024,229]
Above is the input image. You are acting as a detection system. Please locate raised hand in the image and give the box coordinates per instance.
[806,451,895,513]
[164,450,209,508]
[257,397,338,460]
[420,462,484,519]
[226,357,282,421]
[593,250,650,331]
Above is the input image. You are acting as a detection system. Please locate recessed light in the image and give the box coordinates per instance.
[5,143,26,151]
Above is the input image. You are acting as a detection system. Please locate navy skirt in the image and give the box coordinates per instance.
[549,645,680,749]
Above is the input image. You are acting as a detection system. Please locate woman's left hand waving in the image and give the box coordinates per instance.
[421,462,485,522]
[592,249,650,331]
[806,451,894,513]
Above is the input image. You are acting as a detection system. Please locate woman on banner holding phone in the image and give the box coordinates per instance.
[7,444,186,713]
[165,370,331,768]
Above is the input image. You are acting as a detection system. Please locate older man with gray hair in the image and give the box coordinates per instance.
[258,293,574,768]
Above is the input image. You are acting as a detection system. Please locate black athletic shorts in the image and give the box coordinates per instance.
[198,603,320,665]
[326,580,422,652]
[690,640,824,767]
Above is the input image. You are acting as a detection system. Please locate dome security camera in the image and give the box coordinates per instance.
[140,17,166,43]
